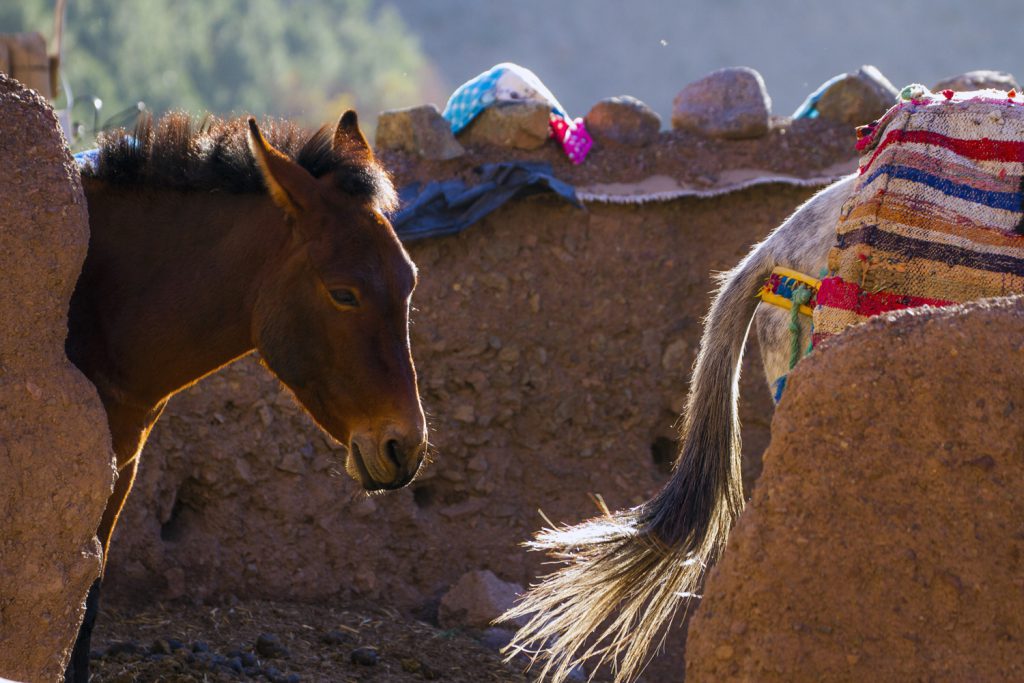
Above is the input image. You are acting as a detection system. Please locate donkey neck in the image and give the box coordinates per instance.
[71,182,290,414]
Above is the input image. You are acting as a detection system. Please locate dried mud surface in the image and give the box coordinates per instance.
[687,298,1024,682]
[0,75,115,681]
[96,119,858,680]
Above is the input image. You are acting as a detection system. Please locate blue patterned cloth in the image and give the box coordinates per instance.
[73,148,100,171]
[792,73,846,119]
[391,162,580,242]
[73,135,140,172]
[442,63,567,133]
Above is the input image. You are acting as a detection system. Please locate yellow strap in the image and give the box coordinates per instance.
[772,266,821,289]
[757,266,820,317]
[760,290,815,317]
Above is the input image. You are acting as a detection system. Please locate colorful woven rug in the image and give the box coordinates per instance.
[813,86,1024,345]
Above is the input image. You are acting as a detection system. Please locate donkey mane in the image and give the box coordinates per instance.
[85,112,397,211]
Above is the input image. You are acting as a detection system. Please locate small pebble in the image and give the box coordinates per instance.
[241,652,259,667]
[350,647,379,666]
[227,657,243,674]
[191,640,210,653]
[319,630,352,646]
[150,639,172,655]
[167,638,186,652]
[256,633,290,659]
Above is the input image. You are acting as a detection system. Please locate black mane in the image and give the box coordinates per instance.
[85,112,396,210]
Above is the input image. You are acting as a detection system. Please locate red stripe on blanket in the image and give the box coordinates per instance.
[815,277,954,317]
[862,129,1024,175]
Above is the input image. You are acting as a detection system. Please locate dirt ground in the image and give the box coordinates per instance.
[89,598,547,683]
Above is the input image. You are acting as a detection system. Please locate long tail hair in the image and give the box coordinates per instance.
[501,241,776,682]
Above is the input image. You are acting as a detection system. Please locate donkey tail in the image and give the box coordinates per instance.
[501,242,776,683]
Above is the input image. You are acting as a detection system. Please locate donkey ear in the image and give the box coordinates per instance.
[247,117,319,216]
[333,110,373,156]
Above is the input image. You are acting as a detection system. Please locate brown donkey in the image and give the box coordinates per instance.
[64,111,426,680]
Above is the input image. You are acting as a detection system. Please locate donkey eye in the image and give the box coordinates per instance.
[329,288,360,308]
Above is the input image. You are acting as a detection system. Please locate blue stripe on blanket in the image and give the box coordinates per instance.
[862,163,1024,212]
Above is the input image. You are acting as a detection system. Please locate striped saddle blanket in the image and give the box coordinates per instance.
[813,87,1024,345]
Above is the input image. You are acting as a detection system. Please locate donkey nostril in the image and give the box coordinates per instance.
[385,439,402,469]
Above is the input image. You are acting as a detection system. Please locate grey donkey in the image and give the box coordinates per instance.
[502,173,859,683]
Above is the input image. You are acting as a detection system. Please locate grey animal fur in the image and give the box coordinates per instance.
[502,174,857,683]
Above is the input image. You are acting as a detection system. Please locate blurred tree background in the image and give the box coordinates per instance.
[2,0,440,135]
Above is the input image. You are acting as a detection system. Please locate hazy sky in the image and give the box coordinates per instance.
[386,0,1022,125]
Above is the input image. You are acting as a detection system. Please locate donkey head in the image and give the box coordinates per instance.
[247,112,426,491]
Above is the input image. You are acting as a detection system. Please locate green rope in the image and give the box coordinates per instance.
[788,285,812,370]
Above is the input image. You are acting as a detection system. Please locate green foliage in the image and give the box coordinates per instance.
[2,0,430,131]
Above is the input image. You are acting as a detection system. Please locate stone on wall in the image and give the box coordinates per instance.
[813,65,898,127]
[933,69,1020,93]
[585,95,661,147]
[0,74,115,682]
[457,101,552,150]
[375,104,465,161]
[687,297,1024,682]
[671,66,772,139]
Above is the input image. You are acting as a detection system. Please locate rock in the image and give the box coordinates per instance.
[438,569,525,629]
[478,626,515,651]
[813,65,899,127]
[661,338,690,372]
[458,101,552,150]
[932,69,1020,93]
[0,74,116,681]
[254,633,290,659]
[672,67,772,139]
[375,104,465,160]
[151,638,173,655]
[687,298,1024,682]
[350,646,379,666]
[276,450,305,474]
[319,630,352,646]
[585,96,661,147]
[452,403,475,423]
